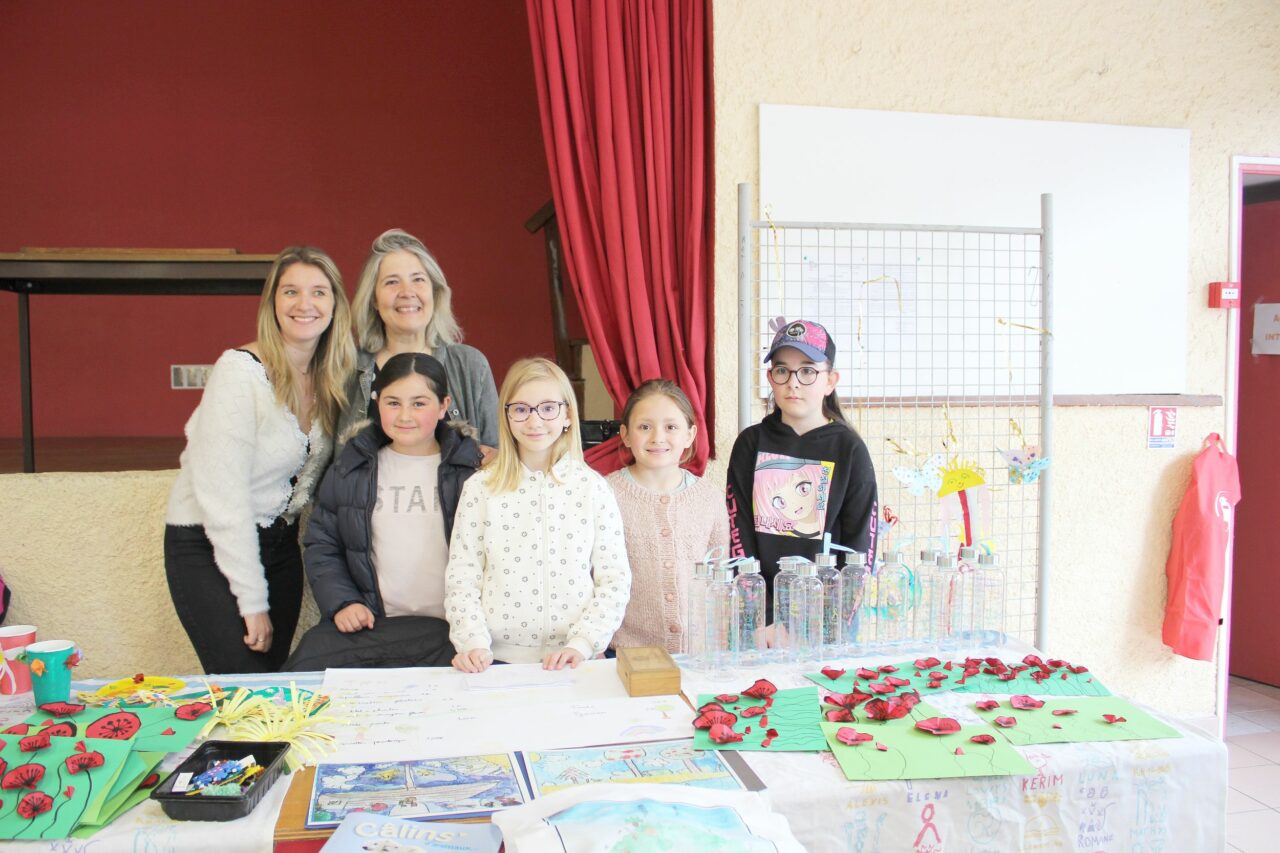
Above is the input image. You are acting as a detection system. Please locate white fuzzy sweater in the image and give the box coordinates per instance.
[445,457,631,663]
[166,349,329,616]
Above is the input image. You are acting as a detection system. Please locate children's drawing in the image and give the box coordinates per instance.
[752,452,835,538]
[543,798,774,850]
[523,739,747,796]
[306,753,531,828]
[693,687,827,752]
[937,458,990,548]
[891,453,944,497]
[1000,446,1051,485]
[0,736,134,840]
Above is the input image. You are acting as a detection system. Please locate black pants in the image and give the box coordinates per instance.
[165,520,303,675]
[283,615,456,671]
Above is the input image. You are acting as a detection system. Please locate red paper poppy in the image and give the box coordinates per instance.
[835,727,873,746]
[856,668,879,680]
[900,691,922,711]
[1051,709,1078,716]
[884,676,911,688]
[740,706,766,718]
[708,723,743,744]
[1069,664,1089,674]
[1047,658,1068,669]
[2,763,45,790]
[2,724,30,735]
[140,772,161,789]
[915,657,942,669]
[975,700,999,711]
[820,667,846,681]
[19,732,51,752]
[864,698,911,721]
[742,679,777,699]
[993,716,1017,728]
[963,667,980,678]
[693,709,738,730]
[714,695,739,704]
[875,742,888,751]
[826,709,854,723]
[38,701,85,717]
[65,751,106,775]
[697,702,724,714]
[878,665,899,673]
[64,651,81,669]
[766,728,779,738]
[1010,695,1045,710]
[41,722,76,738]
[998,672,1018,681]
[73,741,86,754]
[985,656,1003,666]
[85,711,141,740]
[62,785,74,799]
[1102,714,1128,724]
[943,661,954,670]
[1030,670,1050,683]
[17,791,53,820]
[174,702,213,721]
[1022,654,1043,667]
[760,736,775,748]
[915,717,962,736]
[927,680,942,688]
[868,682,896,694]
[928,671,948,680]
[969,734,996,744]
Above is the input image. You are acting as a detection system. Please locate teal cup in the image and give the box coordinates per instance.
[23,640,80,707]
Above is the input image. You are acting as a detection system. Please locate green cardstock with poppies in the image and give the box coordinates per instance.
[693,687,828,752]
[969,696,1181,746]
[819,707,1035,781]
[0,735,132,840]
[806,660,1110,699]
[16,700,217,754]
[79,750,164,826]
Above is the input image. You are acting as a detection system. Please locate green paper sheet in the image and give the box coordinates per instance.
[0,736,132,840]
[692,687,827,752]
[805,659,1111,699]
[79,751,163,826]
[970,696,1181,745]
[819,706,1035,781]
[20,702,216,753]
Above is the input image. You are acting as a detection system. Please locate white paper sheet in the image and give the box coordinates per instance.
[465,666,576,691]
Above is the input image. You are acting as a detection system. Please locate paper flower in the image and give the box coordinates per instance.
[175,701,213,721]
[928,671,949,681]
[1051,709,1077,716]
[1102,714,1128,724]
[693,709,737,730]
[2,724,29,735]
[38,701,85,717]
[915,657,941,669]
[884,676,911,688]
[856,668,879,680]
[41,722,76,738]
[86,711,141,740]
[19,733,51,752]
[64,651,81,669]
[708,723,742,744]
[696,702,724,714]
[2,763,45,790]
[140,772,160,789]
[836,727,873,746]
[878,665,899,673]
[17,791,53,819]
[715,694,739,703]
[969,734,996,744]
[826,709,854,723]
[820,667,846,681]
[825,689,872,709]
[993,716,1017,728]
[28,660,45,678]
[741,706,766,718]
[65,751,105,775]
[868,682,896,694]
[741,679,777,700]
[864,692,920,721]
[1010,695,1044,710]
[975,700,999,711]
[914,717,962,736]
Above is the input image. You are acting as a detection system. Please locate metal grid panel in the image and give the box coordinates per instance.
[750,219,1048,645]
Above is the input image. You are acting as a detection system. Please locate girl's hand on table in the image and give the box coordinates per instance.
[543,648,584,670]
[452,648,494,673]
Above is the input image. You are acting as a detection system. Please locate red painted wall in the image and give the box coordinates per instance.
[1230,198,1280,685]
[0,1,552,437]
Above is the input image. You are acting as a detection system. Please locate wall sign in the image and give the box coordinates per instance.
[1251,303,1280,356]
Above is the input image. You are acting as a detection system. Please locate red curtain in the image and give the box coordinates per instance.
[526,0,714,474]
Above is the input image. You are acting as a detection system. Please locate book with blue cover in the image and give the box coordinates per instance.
[319,813,501,853]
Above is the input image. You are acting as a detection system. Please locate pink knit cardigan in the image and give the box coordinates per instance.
[606,469,730,653]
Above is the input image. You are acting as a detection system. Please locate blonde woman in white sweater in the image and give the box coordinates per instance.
[607,380,728,654]
[165,247,355,673]
[446,358,630,672]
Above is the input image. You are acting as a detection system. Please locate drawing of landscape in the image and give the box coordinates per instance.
[524,739,746,795]
[307,753,529,828]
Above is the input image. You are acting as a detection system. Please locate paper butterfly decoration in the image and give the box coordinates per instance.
[891,453,944,496]
[1000,445,1051,485]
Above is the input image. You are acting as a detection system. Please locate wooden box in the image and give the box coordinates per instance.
[616,646,682,697]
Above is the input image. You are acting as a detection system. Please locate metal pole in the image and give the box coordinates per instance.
[18,289,35,473]
[738,183,753,431]
[1036,193,1054,650]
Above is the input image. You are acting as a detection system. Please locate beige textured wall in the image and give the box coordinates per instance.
[0,471,319,679]
[710,0,1280,717]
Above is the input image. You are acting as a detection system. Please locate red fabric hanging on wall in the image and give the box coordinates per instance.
[526,0,714,474]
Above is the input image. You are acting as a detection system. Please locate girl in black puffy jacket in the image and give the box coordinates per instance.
[284,352,483,670]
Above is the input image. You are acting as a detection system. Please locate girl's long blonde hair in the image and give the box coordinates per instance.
[255,246,356,437]
[486,357,583,493]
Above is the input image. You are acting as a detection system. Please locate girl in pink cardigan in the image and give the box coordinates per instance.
[607,380,729,654]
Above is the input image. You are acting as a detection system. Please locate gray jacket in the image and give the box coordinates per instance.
[337,343,499,451]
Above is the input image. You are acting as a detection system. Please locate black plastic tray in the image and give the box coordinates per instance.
[150,740,290,821]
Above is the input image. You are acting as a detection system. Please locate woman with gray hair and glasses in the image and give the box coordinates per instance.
[339,229,499,451]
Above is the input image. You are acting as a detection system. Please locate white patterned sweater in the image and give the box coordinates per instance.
[445,457,632,663]
[166,349,329,616]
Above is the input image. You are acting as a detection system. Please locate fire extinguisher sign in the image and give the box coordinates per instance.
[1148,406,1177,449]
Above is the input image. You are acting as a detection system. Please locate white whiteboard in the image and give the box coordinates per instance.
[759,105,1190,395]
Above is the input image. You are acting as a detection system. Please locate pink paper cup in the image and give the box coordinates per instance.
[0,624,37,695]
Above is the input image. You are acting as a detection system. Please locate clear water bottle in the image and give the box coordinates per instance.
[913,549,941,645]
[735,558,767,665]
[706,565,740,668]
[686,559,712,665]
[875,551,911,648]
[941,553,978,647]
[791,560,825,662]
[958,546,983,638]
[816,553,843,654]
[976,553,1007,644]
[772,556,802,661]
[838,551,867,652]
